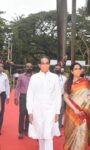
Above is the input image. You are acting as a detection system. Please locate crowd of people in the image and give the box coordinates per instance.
[0,55,90,150]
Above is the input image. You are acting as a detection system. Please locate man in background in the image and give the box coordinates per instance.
[0,63,10,135]
[54,64,67,129]
[14,63,33,139]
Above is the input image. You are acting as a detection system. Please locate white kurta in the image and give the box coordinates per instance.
[26,71,61,139]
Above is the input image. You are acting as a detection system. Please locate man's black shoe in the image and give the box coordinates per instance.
[18,133,23,139]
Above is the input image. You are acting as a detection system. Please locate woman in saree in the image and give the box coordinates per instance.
[64,63,90,150]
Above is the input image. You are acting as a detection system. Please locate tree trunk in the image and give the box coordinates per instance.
[57,0,67,61]
[86,0,90,15]
[71,0,76,63]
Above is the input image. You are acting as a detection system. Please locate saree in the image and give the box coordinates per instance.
[64,77,90,150]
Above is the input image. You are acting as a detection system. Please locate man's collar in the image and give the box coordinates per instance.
[40,70,50,75]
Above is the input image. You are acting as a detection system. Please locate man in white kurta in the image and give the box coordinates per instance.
[27,56,61,150]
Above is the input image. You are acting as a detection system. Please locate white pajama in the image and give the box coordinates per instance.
[39,139,53,150]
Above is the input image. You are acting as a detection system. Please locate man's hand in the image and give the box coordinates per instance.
[6,98,9,104]
[14,98,18,105]
[29,114,33,124]
[55,114,59,123]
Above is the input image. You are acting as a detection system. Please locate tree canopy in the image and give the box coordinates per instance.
[0,8,90,65]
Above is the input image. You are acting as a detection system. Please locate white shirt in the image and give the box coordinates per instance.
[0,72,10,98]
[58,74,67,95]
[27,71,61,114]
[13,73,19,78]
[27,71,62,139]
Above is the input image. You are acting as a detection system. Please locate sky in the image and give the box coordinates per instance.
[0,0,86,21]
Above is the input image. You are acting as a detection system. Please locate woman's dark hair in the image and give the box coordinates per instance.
[65,62,82,94]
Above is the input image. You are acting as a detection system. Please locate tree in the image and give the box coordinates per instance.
[11,11,58,64]
[86,0,90,15]
[0,12,6,50]
[10,8,89,65]
[71,0,76,63]
[0,11,12,61]
[76,7,90,65]
[57,0,67,61]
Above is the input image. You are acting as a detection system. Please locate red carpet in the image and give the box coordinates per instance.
[0,90,89,150]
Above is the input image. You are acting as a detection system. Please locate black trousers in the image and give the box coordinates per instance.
[0,92,6,129]
[59,95,66,129]
[19,94,29,134]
